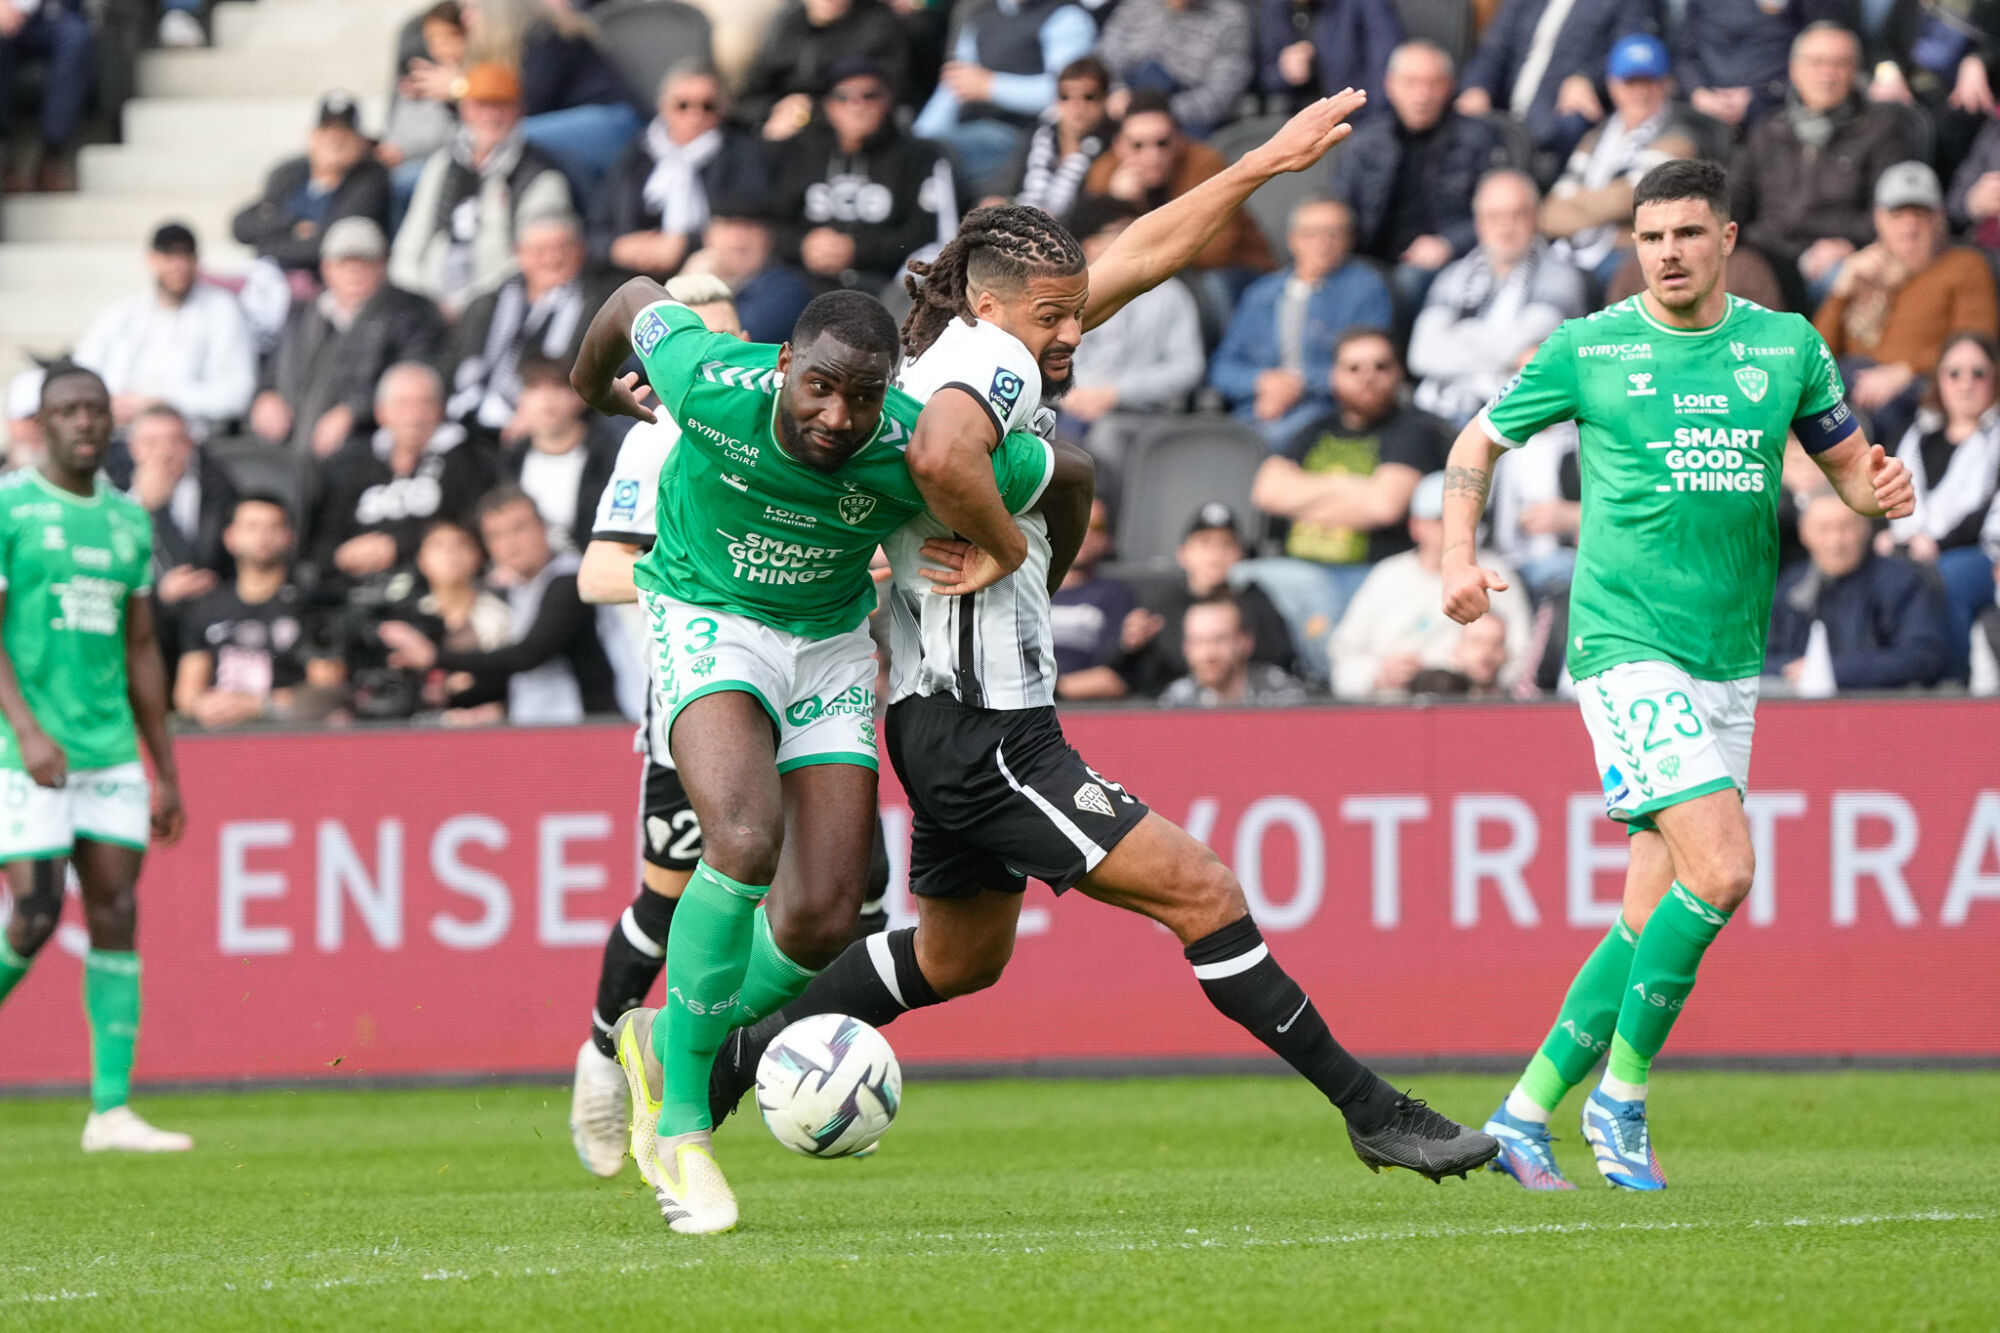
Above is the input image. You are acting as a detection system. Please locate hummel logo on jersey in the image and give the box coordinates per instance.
[837,493,878,525]
[720,473,748,492]
[699,360,780,392]
[1627,373,1656,397]
[1734,366,1769,402]
[1073,783,1114,818]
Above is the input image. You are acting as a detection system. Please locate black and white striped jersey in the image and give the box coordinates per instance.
[590,418,681,764]
[888,318,1060,711]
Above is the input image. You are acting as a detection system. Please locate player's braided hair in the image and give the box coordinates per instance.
[901,204,1087,361]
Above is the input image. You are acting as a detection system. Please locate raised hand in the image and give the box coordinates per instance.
[1241,88,1369,177]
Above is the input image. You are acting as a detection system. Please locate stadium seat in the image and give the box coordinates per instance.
[592,0,716,106]
[1392,0,1474,67]
[1214,114,1348,263]
[1114,414,1269,566]
[204,436,315,527]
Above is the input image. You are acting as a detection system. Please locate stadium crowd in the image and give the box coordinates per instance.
[6,0,2000,727]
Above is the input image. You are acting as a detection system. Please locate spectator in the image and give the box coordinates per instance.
[126,405,237,677]
[1676,0,1839,131]
[390,61,573,317]
[1096,0,1255,140]
[679,212,815,344]
[1245,327,1452,677]
[1159,592,1310,706]
[1050,497,1137,699]
[174,496,344,728]
[1124,502,1296,696]
[1542,32,1697,282]
[447,211,617,438]
[453,0,641,196]
[1733,22,1924,307]
[1258,0,1402,116]
[593,63,772,279]
[737,0,912,133]
[999,55,1112,218]
[230,92,392,274]
[1330,471,1530,700]
[1406,612,1513,697]
[1768,488,1948,690]
[1813,162,2000,447]
[1456,0,1655,156]
[912,0,1098,197]
[1058,195,1206,472]
[379,485,618,723]
[1410,169,1589,428]
[1081,92,1274,284]
[73,224,257,437]
[499,354,621,553]
[312,363,488,590]
[1336,41,1504,306]
[252,218,449,458]
[1209,198,1392,446]
[158,0,203,48]
[772,58,957,292]
[366,517,512,724]
[1949,112,2000,247]
[378,1,469,211]
[1884,331,2000,680]
[0,0,92,192]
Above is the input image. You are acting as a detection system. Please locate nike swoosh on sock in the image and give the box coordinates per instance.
[1276,998,1310,1033]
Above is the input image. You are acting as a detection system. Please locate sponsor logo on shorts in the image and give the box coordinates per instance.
[1627,373,1657,397]
[785,684,874,729]
[786,697,822,726]
[1073,783,1114,818]
[837,493,878,526]
[1601,763,1633,815]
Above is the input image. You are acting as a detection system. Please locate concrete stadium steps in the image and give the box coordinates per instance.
[0,0,409,377]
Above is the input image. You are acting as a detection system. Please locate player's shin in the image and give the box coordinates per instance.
[82,949,142,1113]
[1184,914,1399,1132]
[0,859,65,1007]
[655,860,766,1135]
[734,905,823,1025]
[591,888,677,1058]
[1509,917,1640,1121]
[1605,883,1732,1099]
[0,934,30,1006]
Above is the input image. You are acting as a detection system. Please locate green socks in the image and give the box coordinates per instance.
[1606,883,1732,1094]
[735,905,821,1027]
[654,861,766,1135]
[0,934,30,1007]
[1512,917,1640,1117]
[83,949,142,1113]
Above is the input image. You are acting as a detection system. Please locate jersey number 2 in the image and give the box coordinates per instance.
[1629,692,1703,752]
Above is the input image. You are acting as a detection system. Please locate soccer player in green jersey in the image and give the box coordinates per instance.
[570,286,1083,1231]
[1439,159,1915,1190]
[0,364,190,1153]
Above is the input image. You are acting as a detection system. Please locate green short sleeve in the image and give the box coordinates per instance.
[632,300,730,421]
[1479,323,1580,448]
[993,431,1055,514]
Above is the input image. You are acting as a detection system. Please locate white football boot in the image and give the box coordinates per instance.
[82,1106,193,1153]
[651,1129,739,1235]
[570,1038,629,1178]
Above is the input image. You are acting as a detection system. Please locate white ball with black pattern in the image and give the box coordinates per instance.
[755,1013,902,1158]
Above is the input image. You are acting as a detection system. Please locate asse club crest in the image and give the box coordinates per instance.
[1733,365,1769,403]
[838,493,877,525]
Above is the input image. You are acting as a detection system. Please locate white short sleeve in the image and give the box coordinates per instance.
[897,318,1045,440]
[589,419,681,544]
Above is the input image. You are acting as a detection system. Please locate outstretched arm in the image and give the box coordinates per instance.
[570,276,671,423]
[1811,433,1915,520]
[1082,90,1368,330]
[1439,420,1512,625]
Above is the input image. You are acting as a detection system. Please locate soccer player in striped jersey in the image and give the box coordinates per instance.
[708,96,1501,1182]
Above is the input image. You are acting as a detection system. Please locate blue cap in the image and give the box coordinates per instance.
[1606,33,1670,81]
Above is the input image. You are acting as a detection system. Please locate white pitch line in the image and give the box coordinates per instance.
[1,1209,1989,1306]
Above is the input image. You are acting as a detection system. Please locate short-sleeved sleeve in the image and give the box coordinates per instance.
[1790,322,1858,455]
[993,430,1056,515]
[590,419,677,545]
[631,301,731,420]
[898,319,1046,440]
[1477,324,1581,449]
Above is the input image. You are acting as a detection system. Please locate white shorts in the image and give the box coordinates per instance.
[1576,661,1757,829]
[641,591,879,773]
[0,762,151,859]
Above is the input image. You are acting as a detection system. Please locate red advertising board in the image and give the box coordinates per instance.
[2,699,1996,1088]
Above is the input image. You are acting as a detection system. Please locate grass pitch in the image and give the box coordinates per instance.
[4,1071,1995,1331]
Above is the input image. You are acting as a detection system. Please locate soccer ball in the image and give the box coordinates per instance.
[755,1013,902,1158]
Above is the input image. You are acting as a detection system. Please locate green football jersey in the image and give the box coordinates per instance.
[0,469,154,771]
[628,300,1055,639]
[1480,294,1853,682]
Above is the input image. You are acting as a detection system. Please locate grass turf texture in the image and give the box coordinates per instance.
[4,1072,1995,1331]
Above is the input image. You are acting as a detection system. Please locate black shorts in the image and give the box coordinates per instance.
[639,759,703,871]
[886,693,1149,899]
